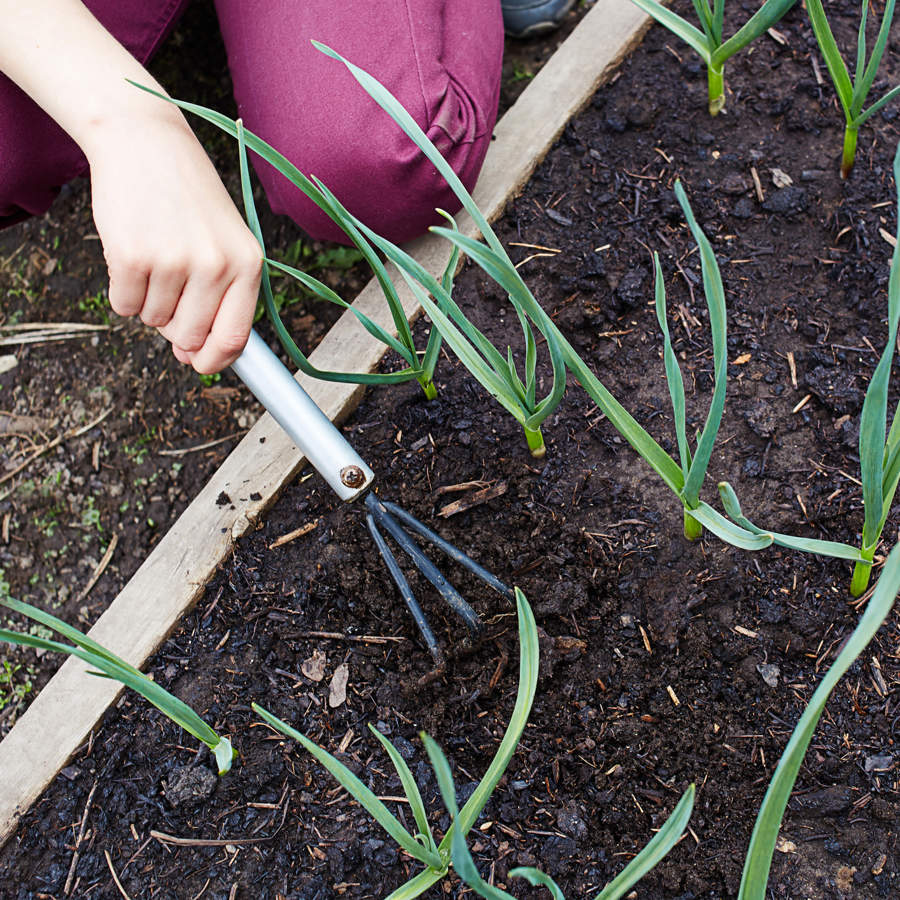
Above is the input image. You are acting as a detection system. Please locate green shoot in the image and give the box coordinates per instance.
[738,540,900,897]
[129,81,452,401]
[509,784,695,900]
[852,141,900,595]
[252,587,538,898]
[626,0,797,115]
[653,182,729,539]
[805,0,900,177]
[0,597,235,774]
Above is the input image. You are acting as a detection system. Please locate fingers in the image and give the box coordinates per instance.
[159,251,262,373]
[184,265,261,373]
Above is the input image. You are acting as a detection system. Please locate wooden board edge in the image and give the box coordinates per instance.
[0,0,652,849]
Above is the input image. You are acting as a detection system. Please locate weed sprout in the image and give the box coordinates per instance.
[626,0,796,115]
[805,0,900,178]
[0,597,236,774]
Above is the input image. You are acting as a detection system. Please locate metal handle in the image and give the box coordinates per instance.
[231,329,375,502]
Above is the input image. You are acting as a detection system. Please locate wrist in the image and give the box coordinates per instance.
[79,95,192,164]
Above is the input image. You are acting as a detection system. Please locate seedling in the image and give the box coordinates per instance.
[738,540,900,897]
[253,588,538,898]
[626,0,796,114]
[427,729,694,900]
[0,596,235,774]
[805,0,900,177]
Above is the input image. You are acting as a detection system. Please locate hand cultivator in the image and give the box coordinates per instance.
[232,329,512,664]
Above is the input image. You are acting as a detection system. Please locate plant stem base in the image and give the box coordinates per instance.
[683,510,703,541]
[525,427,546,458]
[841,126,859,180]
[850,558,873,597]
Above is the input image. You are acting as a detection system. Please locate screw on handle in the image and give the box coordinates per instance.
[231,330,375,502]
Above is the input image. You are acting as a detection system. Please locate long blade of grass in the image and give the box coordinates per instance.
[626,0,712,60]
[0,622,234,773]
[713,0,797,64]
[357,222,517,378]
[368,724,438,855]
[853,0,869,96]
[251,703,442,868]
[691,0,716,43]
[231,119,418,386]
[711,0,725,44]
[674,182,728,508]
[265,258,415,364]
[437,589,538,849]
[309,176,419,352]
[738,541,900,898]
[431,228,685,492]
[397,272,530,425]
[855,82,900,127]
[716,482,864,560]
[804,0,854,114]
[424,735,516,900]
[654,252,690,476]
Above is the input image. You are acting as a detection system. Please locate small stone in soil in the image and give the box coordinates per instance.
[762,185,808,215]
[162,765,217,807]
[757,663,780,687]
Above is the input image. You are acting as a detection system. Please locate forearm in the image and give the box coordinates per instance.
[0,0,185,159]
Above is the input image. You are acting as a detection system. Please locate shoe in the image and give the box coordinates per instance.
[501,0,577,38]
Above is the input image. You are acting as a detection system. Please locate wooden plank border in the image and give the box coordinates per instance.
[0,0,651,848]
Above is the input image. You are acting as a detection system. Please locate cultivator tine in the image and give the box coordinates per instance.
[375,499,514,601]
[365,510,443,664]
[364,494,510,659]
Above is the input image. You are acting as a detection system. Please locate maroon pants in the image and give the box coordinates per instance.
[0,0,504,243]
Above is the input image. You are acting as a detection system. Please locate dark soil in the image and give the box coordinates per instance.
[3,1,900,899]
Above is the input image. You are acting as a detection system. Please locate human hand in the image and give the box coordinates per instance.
[87,112,262,373]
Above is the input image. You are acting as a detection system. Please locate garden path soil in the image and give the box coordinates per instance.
[3,1,900,898]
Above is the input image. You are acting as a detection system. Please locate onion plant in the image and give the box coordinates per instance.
[737,539,900,897]
[426,729,694,900]
[805,0,900,178]
[849,143,900,595]
[253,587,538,899]
[316,43,775,547]
[626,0,797,115]
[0,596,235,774]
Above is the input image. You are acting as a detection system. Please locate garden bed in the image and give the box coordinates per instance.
[3,1,900,898]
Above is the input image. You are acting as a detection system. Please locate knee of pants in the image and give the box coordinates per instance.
[216,0,504,245]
